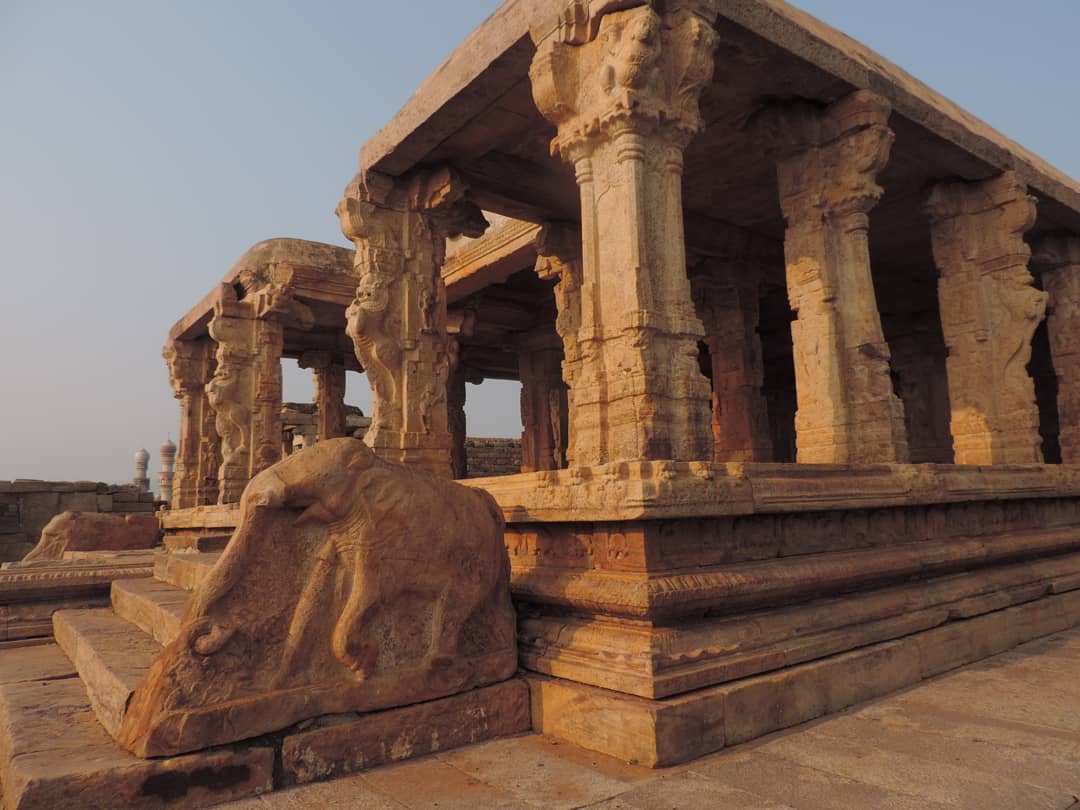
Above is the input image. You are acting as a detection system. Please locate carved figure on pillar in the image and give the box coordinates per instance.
[754,90,909,464]
[337,168,487,477]
[528,1,718,465]
[690,258,774,463]
[206,321,255,504]
[1033,234,1080,464]
[926,172,1047,464]
[205,284,308,503]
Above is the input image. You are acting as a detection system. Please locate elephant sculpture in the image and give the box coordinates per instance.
[120,438,517,758]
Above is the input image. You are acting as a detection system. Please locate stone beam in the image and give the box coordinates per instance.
[926,172,1047,465]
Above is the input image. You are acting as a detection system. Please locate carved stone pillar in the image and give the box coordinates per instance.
[518,329,568,473]
[925,172,1047,465]
[528,2,716,465]
[1033,235,1080,464]
[690,259,773,462]
[757,91,908,464]
[163,338,218,509]
[535,224,585,468]
[337,168,487,478]
[300,350,347,440]
[206,284,307,503]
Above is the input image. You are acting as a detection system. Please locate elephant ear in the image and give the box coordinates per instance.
[347,442,376,472]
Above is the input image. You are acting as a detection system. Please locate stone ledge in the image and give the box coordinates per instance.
[469,462,1080,522]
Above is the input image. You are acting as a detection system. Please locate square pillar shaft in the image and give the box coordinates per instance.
[163,338,218,509]
[519,330,568,472]
[529,3,718,466]
[337,168,487,478]
[926,172,1047,464]
[761,91,909,464]
[300,350,348,440]
[690,259,773,462]
[1034,235,1080,463]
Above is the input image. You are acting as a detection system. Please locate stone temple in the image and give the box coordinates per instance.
[2,1,1080,807]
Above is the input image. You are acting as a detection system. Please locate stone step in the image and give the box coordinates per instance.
[111,577,189,646]
[52,608,161,740]
[0,642,273,810]
[153,550,220,591]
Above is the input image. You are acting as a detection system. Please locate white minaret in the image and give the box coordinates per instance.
[158,438,177,506]
[133,448,151,492]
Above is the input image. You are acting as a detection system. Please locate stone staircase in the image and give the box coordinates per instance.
[0,550,529,810]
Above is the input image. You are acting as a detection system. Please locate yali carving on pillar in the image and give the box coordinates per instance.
[336,167,486,473]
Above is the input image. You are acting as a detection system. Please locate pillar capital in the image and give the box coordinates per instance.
[757,91,894,221]
[1032,233,1080,269]
[529,2,719,163]
[925,171,1037,270]
[163,339,207,399]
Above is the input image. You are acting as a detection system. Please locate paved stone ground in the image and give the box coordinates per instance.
[224,628,1080,809]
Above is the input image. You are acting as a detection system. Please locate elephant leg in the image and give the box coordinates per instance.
[332,551,380,678]
[277,536,337,685]
[425,584,469,669]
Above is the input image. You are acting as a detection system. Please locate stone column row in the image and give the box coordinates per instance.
[335,1,1077,474]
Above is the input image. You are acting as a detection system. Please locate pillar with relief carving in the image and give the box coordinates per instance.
[163,338,218,508]
[336,168,488,477]
[756,90,909,464]
[206,283,310,503]
[528,1,716,466]
[925,172,1047,465]
[1033,234,1080,464]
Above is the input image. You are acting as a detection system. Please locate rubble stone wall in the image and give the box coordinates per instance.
[464,439,522,479]
[0,481,156,562]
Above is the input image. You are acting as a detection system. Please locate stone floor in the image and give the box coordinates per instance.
[222,628,1080,809]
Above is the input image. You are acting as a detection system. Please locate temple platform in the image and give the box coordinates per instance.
[217,626,1080,809]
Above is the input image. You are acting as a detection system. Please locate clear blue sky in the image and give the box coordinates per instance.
[1,1,1077,486]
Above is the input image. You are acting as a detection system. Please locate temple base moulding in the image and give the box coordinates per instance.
[527,588,1080,767]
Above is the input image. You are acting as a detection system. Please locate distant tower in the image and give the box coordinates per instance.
[158,438,177,506]
[133,448,151,492]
